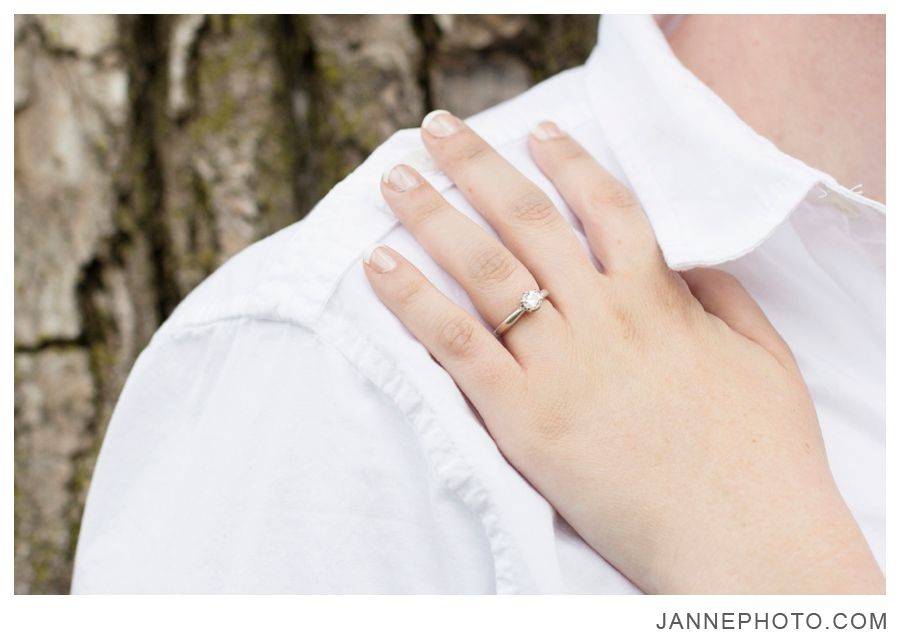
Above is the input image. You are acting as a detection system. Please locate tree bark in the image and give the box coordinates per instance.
[13,14,598,594]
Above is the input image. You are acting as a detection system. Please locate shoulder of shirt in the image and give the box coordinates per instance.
[154,67,593,342]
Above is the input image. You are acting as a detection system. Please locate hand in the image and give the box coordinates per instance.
[363,112,884,594]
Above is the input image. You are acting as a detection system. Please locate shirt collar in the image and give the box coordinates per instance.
[586,15,885,269]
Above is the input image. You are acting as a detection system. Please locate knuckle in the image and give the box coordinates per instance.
[557,143,589,165]
[463,142,490,163]
[611,303,640,343]
[394,278,426,309]
[588,180,638,212]
[468,245,518,287]
[436,315,480,359]
[448,140,489,168]
[508,190,557,225]
[407,193,447,226]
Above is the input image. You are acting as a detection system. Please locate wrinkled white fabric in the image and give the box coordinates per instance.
[72,15,885,594]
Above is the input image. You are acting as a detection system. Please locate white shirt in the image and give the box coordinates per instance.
[72,16,885,594]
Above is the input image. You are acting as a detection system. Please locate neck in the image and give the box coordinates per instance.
[667,15,885,203]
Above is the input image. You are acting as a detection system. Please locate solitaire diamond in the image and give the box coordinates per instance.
[520,289,545,312]
[493,288,550,337]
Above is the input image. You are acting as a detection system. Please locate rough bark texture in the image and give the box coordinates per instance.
[13,14,598,594]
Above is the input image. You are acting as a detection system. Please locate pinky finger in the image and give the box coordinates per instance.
[362,244,525,415]
[681,268,800,374]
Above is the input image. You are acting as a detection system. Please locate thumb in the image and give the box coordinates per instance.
[680,268,799,373]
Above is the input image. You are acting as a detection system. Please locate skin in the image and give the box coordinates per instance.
[668,15,885,203]
[361,17,885,593]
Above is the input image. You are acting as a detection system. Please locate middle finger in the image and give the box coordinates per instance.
[420,109,596,307]
[380,163,563,358]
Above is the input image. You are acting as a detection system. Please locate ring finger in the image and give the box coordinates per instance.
[419,109,597,309]
[381,163,563,359]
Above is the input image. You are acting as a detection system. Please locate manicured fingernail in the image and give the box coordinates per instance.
[531,121,564,141]
[364,244,397,273]
[422,109,463,137]
[382,164,420,192]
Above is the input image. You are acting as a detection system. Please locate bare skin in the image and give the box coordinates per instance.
[668,15,885,203]
[361,17,885,593]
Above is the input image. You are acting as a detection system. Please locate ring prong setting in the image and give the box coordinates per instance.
[521,289,549,312]
[493,288,550,338]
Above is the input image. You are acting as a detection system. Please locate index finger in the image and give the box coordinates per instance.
[420,110,596,309]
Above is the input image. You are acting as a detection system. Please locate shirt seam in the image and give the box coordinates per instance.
[311,308,530,594]
[154,312,529,594]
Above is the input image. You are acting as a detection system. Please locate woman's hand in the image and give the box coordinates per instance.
[362,111,884,594]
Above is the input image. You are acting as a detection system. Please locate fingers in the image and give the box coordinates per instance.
[362,244,525,414]
[681,268,799,372]
[380,164,563,356]
[528,121,665,276]
[419,110,596,307]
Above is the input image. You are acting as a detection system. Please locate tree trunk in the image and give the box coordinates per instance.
[13,14,598,594]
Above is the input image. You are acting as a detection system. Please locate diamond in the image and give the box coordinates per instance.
[520,289,544,312]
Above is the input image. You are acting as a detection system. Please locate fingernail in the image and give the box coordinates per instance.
[364,244,397,273]
[531,121,564,141]
[422,109,463,137]
[382,164,420,192]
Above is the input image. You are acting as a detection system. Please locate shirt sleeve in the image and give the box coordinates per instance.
[71,317,495,593]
